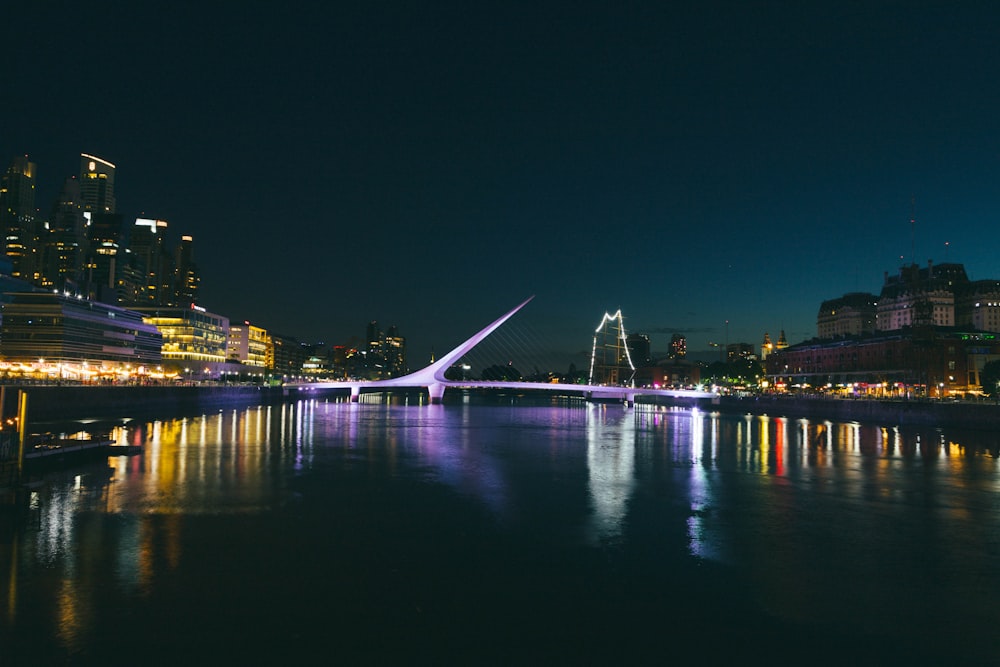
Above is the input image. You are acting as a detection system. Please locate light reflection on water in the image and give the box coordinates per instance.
[586,404,635,543]
[3,399,1000,662]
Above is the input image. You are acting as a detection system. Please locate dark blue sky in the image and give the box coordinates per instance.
[4,2,1000,369]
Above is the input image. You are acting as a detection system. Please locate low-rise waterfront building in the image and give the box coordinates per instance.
[228,320,268,367]
[270,331,306,380]
[635,359,701,388]
[765,327,1000,397]
[0,292,162,379]
[133,304,229,377]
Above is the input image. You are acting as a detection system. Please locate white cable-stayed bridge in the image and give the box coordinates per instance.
[308,296,716,406]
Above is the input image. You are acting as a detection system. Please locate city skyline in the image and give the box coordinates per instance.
[4,4,1000,367]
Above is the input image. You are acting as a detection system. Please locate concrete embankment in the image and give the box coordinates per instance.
[0,384,349,425]
[711,395,1000,430]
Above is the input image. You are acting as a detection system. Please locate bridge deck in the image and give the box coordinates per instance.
[299,297,716,404]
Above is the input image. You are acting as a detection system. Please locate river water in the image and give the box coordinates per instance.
[2,395,999,664]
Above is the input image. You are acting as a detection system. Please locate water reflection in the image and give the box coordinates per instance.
[625,405,1000,566]
[392,403,511,516]
[586,404,635,543]
[104,404,294,515]
[3,400,1000,662]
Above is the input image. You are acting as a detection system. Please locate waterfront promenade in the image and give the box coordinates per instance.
[0,383,335,424]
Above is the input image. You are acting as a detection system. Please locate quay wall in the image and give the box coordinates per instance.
[0,384,348,425]
[712,395,1000,430]
[4,384,998,430]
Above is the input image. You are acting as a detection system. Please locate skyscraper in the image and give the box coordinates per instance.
[77,154,123,302]
[173,235,199,305]
[669,333,687,359]
[130,218,169,304]
[41,176,88,291]
[384,325,406,377]
[79,153,116,214]
[626,332,651,367]
[0,155,39,280]
[84,212,126,303]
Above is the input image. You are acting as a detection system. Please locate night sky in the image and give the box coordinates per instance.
[4,3,1000,370]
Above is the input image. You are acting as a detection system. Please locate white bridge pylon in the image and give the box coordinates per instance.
[309,296,716,406]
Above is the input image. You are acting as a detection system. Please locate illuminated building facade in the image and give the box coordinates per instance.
[134,305,229,371]
[227,320,268,367]
[765,329,1000,396]
[817,263,1000,341]
[0,155,39,281]
[302,342,332,377]
[0,292,162,374]
[876,261,966,331]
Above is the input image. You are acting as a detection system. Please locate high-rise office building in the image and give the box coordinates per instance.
[359,321,407,378]
[130,218,169,305]
[174,235,199,305]
[384,325,406,377]
[0,155,40,281]
[669,333,687,359]
[626,332,651,367]
[84,212,126,303]
[41,176,88,291]
[80,153,116,214]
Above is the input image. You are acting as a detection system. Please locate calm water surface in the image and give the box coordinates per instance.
[3,396,1000,664]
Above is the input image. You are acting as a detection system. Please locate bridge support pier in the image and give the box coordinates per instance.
[427,383,446,404]
[350,386,360,402]
[624,392,636,408]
